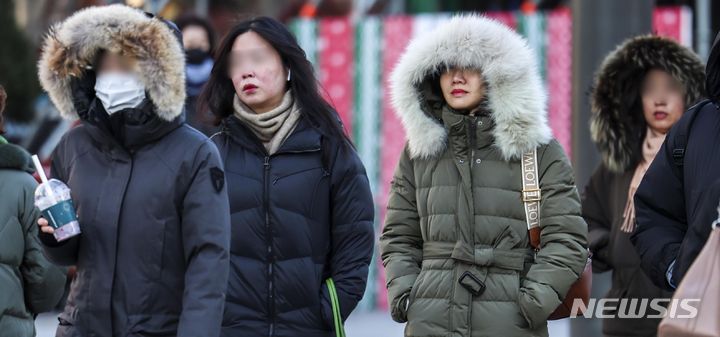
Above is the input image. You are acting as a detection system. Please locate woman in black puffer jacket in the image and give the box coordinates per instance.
[199,17,375,337]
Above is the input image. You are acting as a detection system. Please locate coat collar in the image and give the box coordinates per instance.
[83,99,183,152]
[390,15,552,160]
[442,106,496,153]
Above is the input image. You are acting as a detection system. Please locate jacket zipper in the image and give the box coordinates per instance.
[467,113,477,333]
[469,113,478,168]
[262,147,320,337]
[264,155,275,337]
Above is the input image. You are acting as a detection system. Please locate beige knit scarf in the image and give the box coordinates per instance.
[621,127,666,233]
[233,90,301,155]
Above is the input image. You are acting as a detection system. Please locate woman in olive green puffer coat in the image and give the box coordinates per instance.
[0,86,67,336]
[380,15,588,337]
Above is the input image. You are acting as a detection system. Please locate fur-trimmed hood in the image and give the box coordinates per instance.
[591,35,705,172]
[389,15,552,160]
[38,5,186,121]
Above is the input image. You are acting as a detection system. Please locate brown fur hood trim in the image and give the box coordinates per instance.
[38,5,186,121]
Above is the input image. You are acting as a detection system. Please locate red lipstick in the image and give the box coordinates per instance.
[654,111,669,121]
[242,84,258,93]
[451,89,467,97]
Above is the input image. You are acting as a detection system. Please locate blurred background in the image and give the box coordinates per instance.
[2,0,716,336]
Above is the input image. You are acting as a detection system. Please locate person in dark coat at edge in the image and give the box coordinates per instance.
[632,31,720,292]
[198,17,375,337]
[177,14,218,136]
[583,35,706,337]
[0,85,67,337]
[35,5,231,337]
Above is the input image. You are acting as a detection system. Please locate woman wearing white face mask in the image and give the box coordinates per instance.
[36,5,231,337]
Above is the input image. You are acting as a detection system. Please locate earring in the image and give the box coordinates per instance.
[287,69,291,82]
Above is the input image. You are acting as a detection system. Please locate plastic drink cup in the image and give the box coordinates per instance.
[31,155,81,242]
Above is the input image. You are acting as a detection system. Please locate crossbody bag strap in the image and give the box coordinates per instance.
[521,148,542,250]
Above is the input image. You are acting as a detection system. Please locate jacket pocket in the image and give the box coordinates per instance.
[390,290,411,323]
[512,273,531,329]
[493,224,522,250]
[57,313,73,326]
[404,270,424,321]
[407,276,421,308]
[140,219,168,281]
[274,166,324,184]
[56,311,81,337]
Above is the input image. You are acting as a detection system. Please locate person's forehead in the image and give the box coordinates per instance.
[97,52,135,71]
[183,25,208,39]
[232,31,272,48]
[440,67,482,75]
[100,52,129,62]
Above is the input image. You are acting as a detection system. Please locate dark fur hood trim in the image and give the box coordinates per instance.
[591,35,705,172]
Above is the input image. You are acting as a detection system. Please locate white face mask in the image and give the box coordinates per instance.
[94,72,146,114]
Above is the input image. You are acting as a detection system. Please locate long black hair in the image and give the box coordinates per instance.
[197,16,352,147]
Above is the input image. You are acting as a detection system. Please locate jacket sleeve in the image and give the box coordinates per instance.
[177,140,231,337]
[320,143,375,327]
[630,128,687,291]
[581,165,613,272]
[18,173,67,314]
[518,141,589,328]
[379,145,422,323]
[38,134,81,266]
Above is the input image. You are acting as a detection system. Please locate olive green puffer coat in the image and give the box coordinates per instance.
[380,16,588,337]
[0,140,67,337]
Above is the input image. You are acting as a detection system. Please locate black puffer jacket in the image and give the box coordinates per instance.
[631,32,720,291]
[41,101,231,337]
[213,116,374,337]
[632,99,720,290]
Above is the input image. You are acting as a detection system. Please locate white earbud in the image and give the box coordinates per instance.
[287,69,291,82]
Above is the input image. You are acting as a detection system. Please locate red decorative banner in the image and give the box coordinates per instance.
[318,17,355,134]
[653,6,693,46]
[486,11,517,29]
[378,15,414,310]
[546,7,573,157]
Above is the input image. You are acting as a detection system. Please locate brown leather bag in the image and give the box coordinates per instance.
[521,149,592,320]
[658,214,720,337]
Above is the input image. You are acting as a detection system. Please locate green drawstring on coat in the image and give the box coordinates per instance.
[325,278,346,337]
